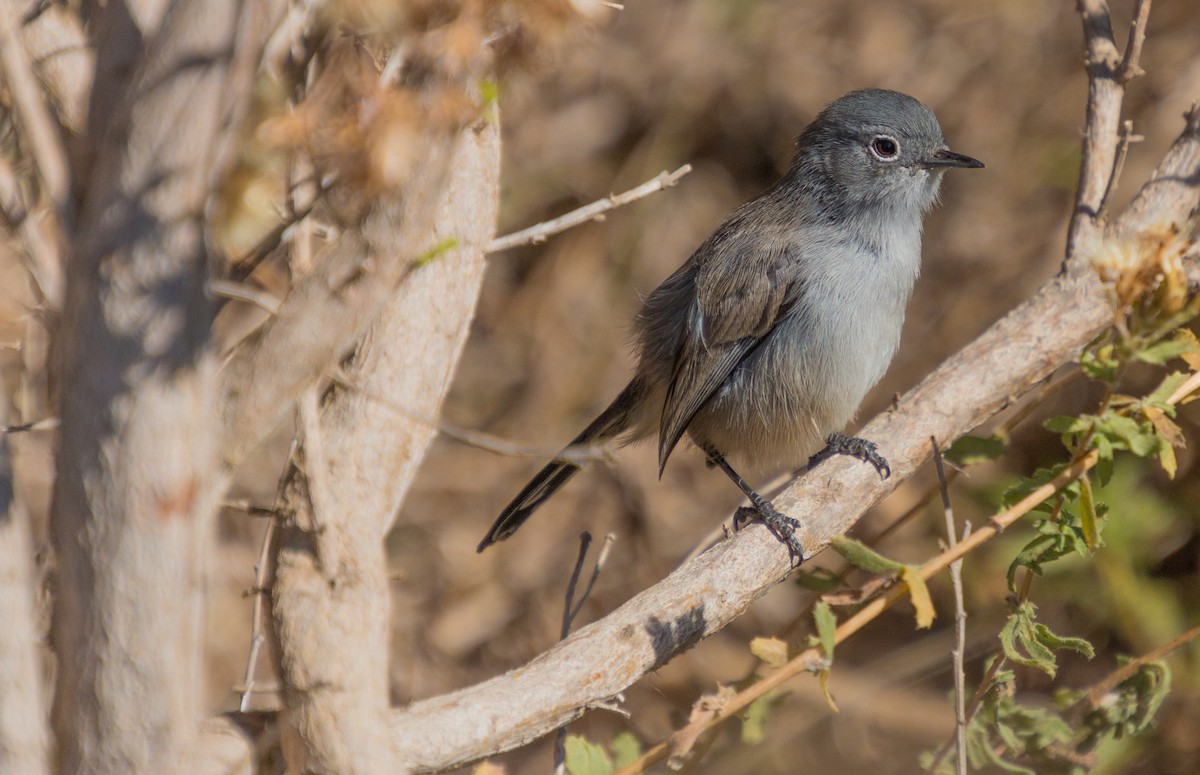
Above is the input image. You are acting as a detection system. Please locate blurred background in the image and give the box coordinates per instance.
[77,0,1200,772]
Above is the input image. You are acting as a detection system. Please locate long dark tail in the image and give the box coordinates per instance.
[477,380,643,552]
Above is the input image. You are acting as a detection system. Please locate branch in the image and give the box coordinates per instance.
[267,118,501,775]
[378,101,1200,772]
[1080,621,1200,709]
[0,0,70,227]
[487,164,692,253]
[933,441,969,775]
[1066,0,1153,264]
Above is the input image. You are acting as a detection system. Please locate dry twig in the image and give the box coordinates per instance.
[488,164,692,253]
[934,441,969,775]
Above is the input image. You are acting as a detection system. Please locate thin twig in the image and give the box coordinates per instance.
[1117,0,1153,82]
[238,517,276,712]
[929,651,1008,771]
[569,533,615,624]
[1066,0,1143,265]
[932,439,969,775]
[488,165,692,253]
[3,417,58,433]
[615,450,1100,775]
[561,532,594,642]
[208,279,283,314]
[0,2,71,228]
[1099,120,1144,215]
[554,532,616,775]
[1078,620,1200,709]
[327,366,615,463]
[222,499,277,517]
[298,387,339,579]
[238,436,297,712]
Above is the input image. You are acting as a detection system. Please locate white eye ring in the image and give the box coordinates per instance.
[869,135,901,161]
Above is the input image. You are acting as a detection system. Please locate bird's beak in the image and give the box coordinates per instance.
[925,148,985,169]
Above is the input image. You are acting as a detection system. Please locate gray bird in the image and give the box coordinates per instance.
[478,88,982,562]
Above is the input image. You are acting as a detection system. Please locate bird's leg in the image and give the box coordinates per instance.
[807,432,891,479]
[704,446,805,567]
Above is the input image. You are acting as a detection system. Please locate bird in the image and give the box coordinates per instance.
[478,88,982,563]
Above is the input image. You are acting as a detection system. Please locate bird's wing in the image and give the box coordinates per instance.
[656,233,798,474]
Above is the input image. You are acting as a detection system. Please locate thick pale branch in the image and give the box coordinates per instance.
[269,119,501,775]
[217,157,456,469]
[382,107,1200,772]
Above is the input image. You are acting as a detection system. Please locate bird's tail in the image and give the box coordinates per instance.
[477,380,643,552]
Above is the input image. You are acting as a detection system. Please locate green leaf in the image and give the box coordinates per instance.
[1000,603,1059,677]
[565,735,613,775]
[1096,414,1159,457]
[1079,475,1100,550]
[1001,464,1068,510]
[741,693,773,744]
[828,536,904,574]
[1135,337,1199,365]
[1147,371,1190,405]
[1043,415,1092,435]
[812,600,837,662]
[1033,623,1095,659]
[1095,433,1115,486]
[609,733,641,770]
[945,431,1009,465]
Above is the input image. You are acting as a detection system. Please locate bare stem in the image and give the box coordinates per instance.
[488,165,692,253]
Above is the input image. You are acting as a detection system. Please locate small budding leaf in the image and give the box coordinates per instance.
[1081,343,1118,382]
[412,236,460,268]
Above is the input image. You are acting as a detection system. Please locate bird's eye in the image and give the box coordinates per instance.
[869,135,900,161]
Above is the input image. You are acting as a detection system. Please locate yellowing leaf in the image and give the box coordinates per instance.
[901,566,936,629]
[818,670,840,713]
[1176,329,1200,371]
[749,636,788,668]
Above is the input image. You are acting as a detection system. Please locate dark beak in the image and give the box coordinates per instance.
[925,147,985,169]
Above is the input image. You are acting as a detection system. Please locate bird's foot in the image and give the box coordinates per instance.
[734,503,806,568]
[808,433,891,479]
